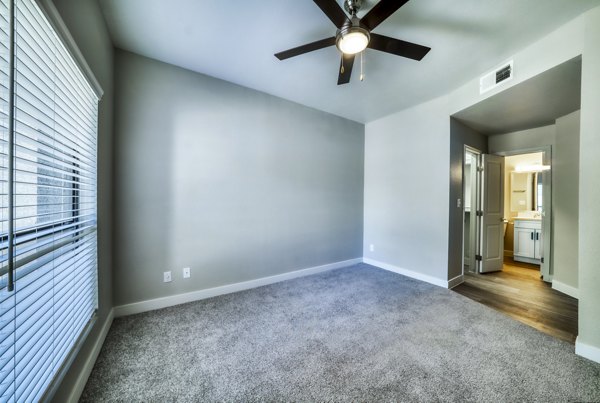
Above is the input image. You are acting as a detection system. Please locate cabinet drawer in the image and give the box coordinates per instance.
[513,220,541,230]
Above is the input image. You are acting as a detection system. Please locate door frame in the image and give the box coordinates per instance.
[492,145,553,281]
[461,146,482,277]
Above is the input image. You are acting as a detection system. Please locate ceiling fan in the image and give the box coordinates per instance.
[275,0,431,85]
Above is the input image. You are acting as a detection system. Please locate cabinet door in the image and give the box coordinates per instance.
[514,228,535,258]
[534,229,543,259]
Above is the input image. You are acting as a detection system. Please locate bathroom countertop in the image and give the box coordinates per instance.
[513,217,542,221]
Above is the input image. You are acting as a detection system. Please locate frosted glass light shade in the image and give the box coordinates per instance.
[515,164,551,173]
[338,31,369,54]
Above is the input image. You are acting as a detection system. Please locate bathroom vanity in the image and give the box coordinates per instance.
[513,219,542,265]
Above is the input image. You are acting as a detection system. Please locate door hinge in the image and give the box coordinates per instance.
[541,257,544,263]
[475,255,482,261]
[477,166,484,172]
[476,210,483,217]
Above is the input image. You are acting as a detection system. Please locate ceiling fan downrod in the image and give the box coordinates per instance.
[343,0,363,16]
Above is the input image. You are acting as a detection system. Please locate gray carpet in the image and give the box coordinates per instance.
[81,264,600,402]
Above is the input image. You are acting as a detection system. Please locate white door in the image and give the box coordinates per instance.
[463,150,480,274]
[479,154,505,273]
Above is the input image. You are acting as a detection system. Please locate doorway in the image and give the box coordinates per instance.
[463,148,552,280]
[448,56,582,343]
[502,151,548,276]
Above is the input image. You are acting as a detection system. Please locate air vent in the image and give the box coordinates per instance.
[480,60,514,94]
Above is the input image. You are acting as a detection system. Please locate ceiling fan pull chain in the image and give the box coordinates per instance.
[360,51,364,81]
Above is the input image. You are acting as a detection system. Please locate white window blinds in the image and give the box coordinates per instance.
[0,0,99,401]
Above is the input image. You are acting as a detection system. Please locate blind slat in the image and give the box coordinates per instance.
[1,0,98,400]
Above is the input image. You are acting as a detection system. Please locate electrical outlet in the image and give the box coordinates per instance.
[183,267,191,279]
[369,244,375,252]
[163,271,172,283]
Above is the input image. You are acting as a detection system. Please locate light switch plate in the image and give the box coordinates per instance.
[183,267,191,279]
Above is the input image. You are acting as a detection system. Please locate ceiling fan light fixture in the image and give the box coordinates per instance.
[336,27,370,55]
[274,0,432,85]
[515,164,551,173]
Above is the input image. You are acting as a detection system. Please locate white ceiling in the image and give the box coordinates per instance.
[98,0,599,123]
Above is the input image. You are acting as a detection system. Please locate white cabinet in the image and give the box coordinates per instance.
[513,220,542,265]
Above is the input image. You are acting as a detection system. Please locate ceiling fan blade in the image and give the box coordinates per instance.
[275,37,336,60]
[313,0,350,29]
[337,53,355,85]
[368,33,431,61]
[360,0,410,31]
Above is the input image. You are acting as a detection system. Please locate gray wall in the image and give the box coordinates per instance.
[578,6,600,351]
[51,0,114,400]
[113,50,364,306]
[363,96,450,282]
[554,111,580,289]
[447,119,488,280]
[489,125,555,153]
[363,5,600,357]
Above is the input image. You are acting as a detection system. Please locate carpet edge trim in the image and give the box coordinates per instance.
[551,280,579,299]
[447,274,464,289]
[575,337,600,364]
[114,258,363,317]
[67,308,115,403]
[363,258,448,288]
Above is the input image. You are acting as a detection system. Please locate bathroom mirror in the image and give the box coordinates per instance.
[510,171,542,212]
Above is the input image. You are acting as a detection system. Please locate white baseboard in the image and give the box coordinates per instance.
[575,337,600,364]
[552,280,579,299]
[114,258,363,317]
[363,258,448,288]
[67,308,114,403]
[448,274,464,289]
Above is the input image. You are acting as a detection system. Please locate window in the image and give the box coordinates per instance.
[0,0,99,401]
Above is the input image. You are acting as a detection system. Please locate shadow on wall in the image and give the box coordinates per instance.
[113,50,365,307]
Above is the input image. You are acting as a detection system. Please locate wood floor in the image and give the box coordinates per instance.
[453,258,578,343]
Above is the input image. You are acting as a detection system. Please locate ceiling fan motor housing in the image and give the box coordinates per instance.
[336,16,370,54]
